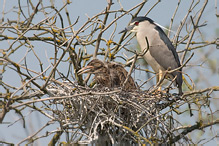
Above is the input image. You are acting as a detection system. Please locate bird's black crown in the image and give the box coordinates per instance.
[131,16,154,24]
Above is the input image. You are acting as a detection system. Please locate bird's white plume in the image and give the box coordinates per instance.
[154,22,176,34]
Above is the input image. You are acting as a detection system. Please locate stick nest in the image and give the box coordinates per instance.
[46,81,186,144]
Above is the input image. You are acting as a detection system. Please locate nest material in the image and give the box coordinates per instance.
[46,81,184,144]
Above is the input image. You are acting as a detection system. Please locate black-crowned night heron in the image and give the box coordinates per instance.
[78,59,136,91]
[120,16,182,95]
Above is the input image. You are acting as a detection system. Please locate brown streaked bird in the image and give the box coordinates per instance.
[78,59,136,91]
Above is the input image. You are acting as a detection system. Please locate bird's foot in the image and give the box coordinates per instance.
[151,89,166,96]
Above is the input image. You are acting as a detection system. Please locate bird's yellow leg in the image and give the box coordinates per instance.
[156,74,159,84]
[158,69,163,91]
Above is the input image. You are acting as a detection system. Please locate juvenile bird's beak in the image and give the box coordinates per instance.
[119,25,134,34]
[77,66,94,75]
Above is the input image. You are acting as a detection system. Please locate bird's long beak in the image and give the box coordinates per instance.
[119,25,134,34]
[77,66,94,75]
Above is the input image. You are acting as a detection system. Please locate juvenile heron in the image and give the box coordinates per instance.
[120,16,182,95]
[78,59,136,91]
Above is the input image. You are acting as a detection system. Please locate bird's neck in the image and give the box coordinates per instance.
[136,25,157,51]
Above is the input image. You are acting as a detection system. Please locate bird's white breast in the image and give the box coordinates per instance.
[143,51,163,73]
[136,21,164,73]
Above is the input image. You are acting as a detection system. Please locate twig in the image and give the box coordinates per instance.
[168,0,181,38]
[182,86,219,98]
[0,65,51,123]
[18,121,54,145]
[181,0,208,63]
[123,37,149,88]
[170,119,219,144]
[11,90,122,109]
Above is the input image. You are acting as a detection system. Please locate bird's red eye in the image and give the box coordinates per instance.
[134,22,139,26]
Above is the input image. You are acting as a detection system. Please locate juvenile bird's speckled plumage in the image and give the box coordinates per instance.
[78,59,136,91]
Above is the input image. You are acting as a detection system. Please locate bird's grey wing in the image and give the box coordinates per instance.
[149,45,179,70]
[149,26,181,70]
[153,26,181,68]
[149,43,183,88]
[149,26,182,87]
